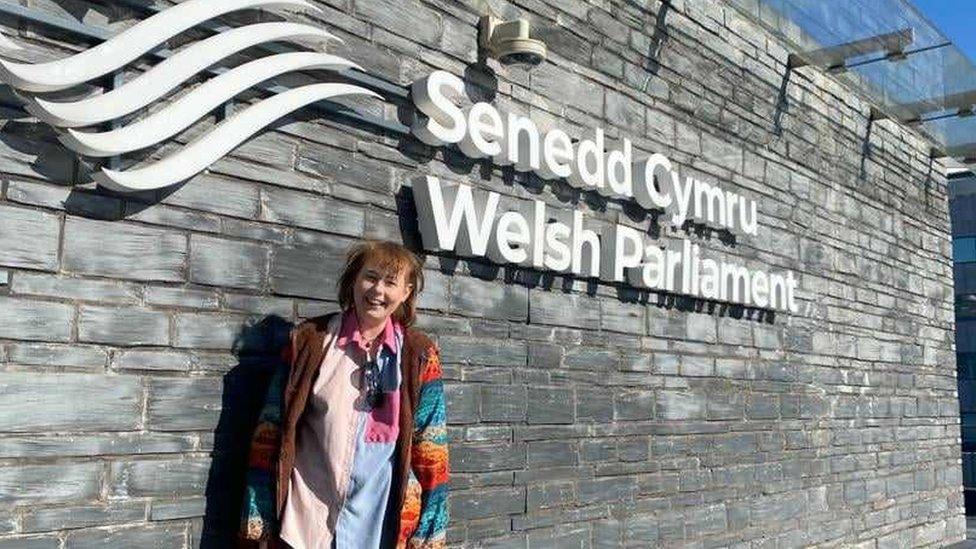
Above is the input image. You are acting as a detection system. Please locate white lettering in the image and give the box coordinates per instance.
[411,71,466,146]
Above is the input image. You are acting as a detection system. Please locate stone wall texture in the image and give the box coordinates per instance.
[0,0,964,547]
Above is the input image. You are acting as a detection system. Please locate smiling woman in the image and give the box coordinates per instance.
[239,240,449,549]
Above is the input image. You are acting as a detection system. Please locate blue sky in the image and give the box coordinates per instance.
[913,0,976,62]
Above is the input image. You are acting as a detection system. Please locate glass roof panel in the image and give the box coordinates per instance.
[729,0,976,163]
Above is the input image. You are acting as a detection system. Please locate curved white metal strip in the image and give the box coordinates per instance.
[25,22,336,127]
[62,52,360,157]
[0,0,320,92]
[0,32,22,52]
[93,83,380,192]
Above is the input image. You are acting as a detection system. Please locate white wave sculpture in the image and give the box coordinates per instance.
[0,0,379,192]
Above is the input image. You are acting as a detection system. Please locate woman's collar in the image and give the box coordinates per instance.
[336,308,401,353]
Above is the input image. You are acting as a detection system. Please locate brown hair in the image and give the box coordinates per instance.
[337,240,424,327]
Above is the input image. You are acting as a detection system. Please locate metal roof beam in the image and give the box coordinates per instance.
[896,88,976,123]
[947,141,976,159]
[788,27,914,69]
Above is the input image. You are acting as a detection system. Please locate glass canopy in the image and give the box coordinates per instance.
[728,0,976,167]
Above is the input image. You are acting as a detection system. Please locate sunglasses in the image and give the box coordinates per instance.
[362,355,384,408]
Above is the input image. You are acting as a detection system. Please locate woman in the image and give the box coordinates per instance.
[240,240,449,548]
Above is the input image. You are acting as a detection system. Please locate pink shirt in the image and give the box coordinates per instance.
[280,311,402,549]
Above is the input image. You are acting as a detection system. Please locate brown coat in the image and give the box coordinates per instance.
[240,313,436,547]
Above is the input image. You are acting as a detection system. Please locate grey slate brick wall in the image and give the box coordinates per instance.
[0,0,964,547]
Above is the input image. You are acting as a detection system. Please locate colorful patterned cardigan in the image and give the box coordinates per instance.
[239,321,449,548]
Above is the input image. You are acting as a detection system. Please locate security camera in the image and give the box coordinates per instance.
[480,15,547,67]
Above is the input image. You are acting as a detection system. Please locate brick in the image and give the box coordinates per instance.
[680,355,715,377]
[354,0,442,47]
[450,276,528,321]
[0,204,60,270]
[453,442,524,473]
[7,343,108,369]
[78,306,170,346]
[614,389,655,420]
[63,524,185,549]
[751,492,805,523]
[527,441,577,468]
[110,458,210,497]
[605,89,645,132]
[528,343,563,369]
[164,174,260,218]
[0,373,142,432]
[144,286,219,309]
[588,6,630,39]
[0,296,72,342]
[530,63,604,116]
[189,235,269,289]
[450,487,525,520]
[563,347,616,371]
[578,476,636,504]
[4,174,76,216]
[123,203,220,233]
[224,293,294,317]
[746,393,780,420]
[417,270,450,312]
[685,313,717,343]
[529,291,600,330]
[601,299,645,335]
[147,378,222,431]
[173,312,247,350]
[11,273,140,304]
[296,143,392,194]
[527,480,575,510]
[480,385,527,422]
[445,383,479,425]
[150,497,206,521]
[114,349,191,372]
[0,463,99,504]
[22,501,146,533]
[0,127,75,181]
[261,187,365,237]
[646,108,676,145]
[439,336,526,367]
[0,536,59,549]
[270,243,349,300]
[0,433,194,459]
[656,391,706,420]
[527,387,574,424]
[623,514,659,544]
[576,388,614,422]
[62,217,186,282]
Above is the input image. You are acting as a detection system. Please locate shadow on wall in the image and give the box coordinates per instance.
[200,314,293,547]
[0,99,362,220]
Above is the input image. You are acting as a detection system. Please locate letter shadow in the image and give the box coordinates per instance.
[615,284,776,324]
[200,314,293,547]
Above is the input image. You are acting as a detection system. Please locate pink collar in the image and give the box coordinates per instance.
[336,308,400,354]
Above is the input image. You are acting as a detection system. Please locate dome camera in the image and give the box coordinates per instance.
[480,15,547,68]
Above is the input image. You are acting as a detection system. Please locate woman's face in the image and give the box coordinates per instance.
[352,260,413,326]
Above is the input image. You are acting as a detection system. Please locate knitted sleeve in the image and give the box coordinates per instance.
[239,343,291,541]
[407,342,450,547]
